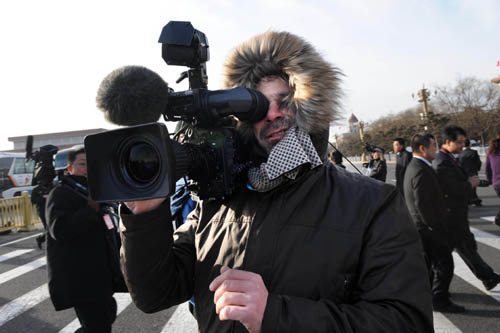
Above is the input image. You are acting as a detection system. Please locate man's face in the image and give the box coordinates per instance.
[67,153,87,177]
[393,141,403,153]
[253,78,296,154]
[422,138,437,162]
[445,134,466,154]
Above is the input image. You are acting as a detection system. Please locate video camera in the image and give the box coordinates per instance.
[85,21,269,202]
[364,143,384,154]
[25,135,58,195]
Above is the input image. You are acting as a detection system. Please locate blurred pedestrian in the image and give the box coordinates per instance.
[366,148,387,182]
[459,139,482,206]
[329,150,346,169]
[433,125,500,292]
[394,137,412,196]
[485,138,500,226]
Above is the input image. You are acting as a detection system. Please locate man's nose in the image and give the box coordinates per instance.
[266,102,284,121]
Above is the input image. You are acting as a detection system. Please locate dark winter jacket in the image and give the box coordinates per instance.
[459,147,481,176]
[396,149,412,194]
[120,164,432,333]
[367,158,387,182]
[45,175,119,310]
[433,149,471,244]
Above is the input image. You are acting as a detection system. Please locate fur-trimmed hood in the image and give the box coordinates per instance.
[221,31,343,138]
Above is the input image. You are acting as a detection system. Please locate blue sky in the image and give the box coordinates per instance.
[0,0,499,150]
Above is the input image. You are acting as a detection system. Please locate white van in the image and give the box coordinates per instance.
[0,152,35,198]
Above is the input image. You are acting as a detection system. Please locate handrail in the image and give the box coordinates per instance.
[0,192,41,232]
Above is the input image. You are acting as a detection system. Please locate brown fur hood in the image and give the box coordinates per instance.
[221,31,343,137]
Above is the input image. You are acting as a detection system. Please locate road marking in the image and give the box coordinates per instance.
[0,284,50,327]
[433,312,462,333]
[453,227,500,301]
[431,223,500,332]
[160,302,198,333]
[0,257,46,285]
[57,293,132,332]
[480,216,495,223]
[0,233,43,248]
[0,249,34,263]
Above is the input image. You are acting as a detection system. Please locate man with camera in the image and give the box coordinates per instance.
[433,125,500,292]
[46,147,123,332]
[119,31,432,332]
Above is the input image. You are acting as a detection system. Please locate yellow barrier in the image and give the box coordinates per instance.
[0,192,41,232]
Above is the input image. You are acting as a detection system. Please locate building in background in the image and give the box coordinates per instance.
[3,128,108,152]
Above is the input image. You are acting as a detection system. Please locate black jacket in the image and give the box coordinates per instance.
[367,158,387,182]
[396,149,412,194]
[459,147,481,176]
[120,164,432,332]
[45,175,120,310]
[432,150,471,244]
[404,157,447,235]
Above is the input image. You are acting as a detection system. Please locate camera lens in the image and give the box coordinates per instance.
[125,142,160,183]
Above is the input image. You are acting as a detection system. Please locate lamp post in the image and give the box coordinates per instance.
[358,121,368,163]
[412,84,433,131]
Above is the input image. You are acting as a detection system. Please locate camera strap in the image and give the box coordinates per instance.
[247,127,322,192]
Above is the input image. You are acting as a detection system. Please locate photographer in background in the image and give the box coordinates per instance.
[120,31,432,332]
[28,144,58,250]
[46,147,122,333]
[364,147,387,182]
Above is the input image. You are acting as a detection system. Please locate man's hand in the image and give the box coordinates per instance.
[124,198,166,215]
[468,175,480,188]
[209,266,268,333]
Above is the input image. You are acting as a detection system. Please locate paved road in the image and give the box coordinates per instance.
[0,163,499,332]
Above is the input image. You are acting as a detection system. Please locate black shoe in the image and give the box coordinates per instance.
[36,237,43,250]
[483,273,500,291]
[433,301,466,313]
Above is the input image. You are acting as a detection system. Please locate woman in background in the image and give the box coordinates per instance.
[485,138,500,226]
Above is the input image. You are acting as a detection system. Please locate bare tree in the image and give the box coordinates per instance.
[434,77,500,144]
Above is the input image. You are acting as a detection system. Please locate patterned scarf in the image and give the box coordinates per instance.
[247,127,323,192]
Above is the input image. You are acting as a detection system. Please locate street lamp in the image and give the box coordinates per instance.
[357,120,368,163]
[412,84,435,131]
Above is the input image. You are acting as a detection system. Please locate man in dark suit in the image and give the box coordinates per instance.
[394,137,412,196]
[404,133,463,312]
[433,125,500,292]
[459,139,482,206]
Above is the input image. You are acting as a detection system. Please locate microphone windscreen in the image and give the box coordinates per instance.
[96,66,169,126]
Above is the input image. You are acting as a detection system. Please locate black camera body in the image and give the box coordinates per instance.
[26,136,58,202]
[85,21,269,202]
[364,143,384,154]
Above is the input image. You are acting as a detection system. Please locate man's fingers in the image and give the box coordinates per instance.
[215,291,249,314]
[209,267,260,291]
[214,279,254,303]
[218,304,247,322]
